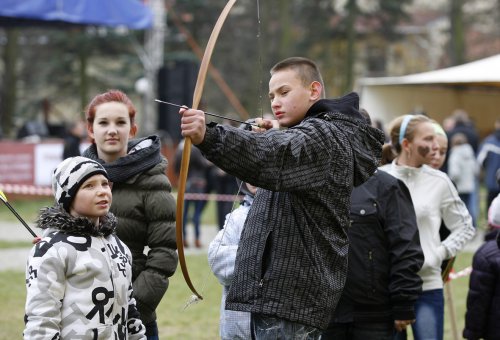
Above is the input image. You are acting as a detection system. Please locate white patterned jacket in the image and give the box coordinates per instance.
[24,206,146,340]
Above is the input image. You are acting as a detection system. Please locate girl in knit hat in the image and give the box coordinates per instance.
[23,156,146,339]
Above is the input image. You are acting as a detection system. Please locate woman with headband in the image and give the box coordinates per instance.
[379,114,475,340]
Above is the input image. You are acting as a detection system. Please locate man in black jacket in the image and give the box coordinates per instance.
[322,170,424,340]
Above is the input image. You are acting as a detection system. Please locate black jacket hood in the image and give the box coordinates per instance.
[306,92,384,186]
[306,92,365,121]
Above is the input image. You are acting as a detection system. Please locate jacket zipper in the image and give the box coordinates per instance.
[368,250,375,293]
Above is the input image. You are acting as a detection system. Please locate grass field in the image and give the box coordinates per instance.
[0,197,482,339]
[0,253,223,339]
[0,252,475,339]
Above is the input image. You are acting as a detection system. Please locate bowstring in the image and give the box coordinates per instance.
[201,0,264,278]
[256,0,264,120]
[184,0,263,308]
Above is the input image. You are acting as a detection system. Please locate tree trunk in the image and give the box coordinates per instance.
[77,31,89,112]
[344,0,357,92]
[278,0,293,60]
[1,29,19,138]
[450,0,465,65]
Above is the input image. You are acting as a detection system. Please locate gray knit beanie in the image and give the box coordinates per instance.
[52,156,108,212]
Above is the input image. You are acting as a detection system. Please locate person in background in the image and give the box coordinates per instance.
[430,121,448,171]
[379,114,475,340]
[208,179,256,340]
[175,139,209,248]
[322,110,423,340]
[82,90,177,340]
[179,57,384,338]
[62,119,86,159]
[448,133,479,224]
[24,156,145,339]
[428,123,456,280]
[209,167,239,230]
[207,119,272,339]
[445,110,481,223]
[477,118,500,213]
[371,117,390,143]
[463,192,500,340]
[446,109,479,154]
[322,170,423,339]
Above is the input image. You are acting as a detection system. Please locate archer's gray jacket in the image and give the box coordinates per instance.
[83,136,178,324]
[196,93,385,329]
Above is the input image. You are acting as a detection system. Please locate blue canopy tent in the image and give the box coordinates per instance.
[0,0,153,29]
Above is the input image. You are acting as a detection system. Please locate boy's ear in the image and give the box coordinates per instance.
[310,81,322,100]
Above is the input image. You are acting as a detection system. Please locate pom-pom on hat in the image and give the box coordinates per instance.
[52,156,108,212]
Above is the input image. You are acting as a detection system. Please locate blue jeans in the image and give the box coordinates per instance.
[145,320,159,340]
[251,313,321,340]
[183,199,205,240]
[322,321,395,340]
[394,289,444,340]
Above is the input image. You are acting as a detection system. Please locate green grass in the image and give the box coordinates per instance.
[0,251,475,339]
[0,253,223,339]
[0,197,53,223]
[442,253,473,339]
[157,253,222,339]
[0,197,482,339]
[0,240,33,249]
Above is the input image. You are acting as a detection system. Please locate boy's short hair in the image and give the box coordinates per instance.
[52,156,108,212]
[270,57,325,97]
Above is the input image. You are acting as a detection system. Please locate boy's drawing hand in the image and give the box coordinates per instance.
[254,118,279,132]
[179,107,206,145]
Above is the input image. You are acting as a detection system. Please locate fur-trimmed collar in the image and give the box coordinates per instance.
[36,205,117,237]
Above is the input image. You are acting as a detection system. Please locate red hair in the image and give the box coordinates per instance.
[85,90,137,143]
[85,89,137,127]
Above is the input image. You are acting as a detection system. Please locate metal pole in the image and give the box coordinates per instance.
[142,0,165,136]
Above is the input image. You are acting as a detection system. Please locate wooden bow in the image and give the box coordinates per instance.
[176,0,237,300]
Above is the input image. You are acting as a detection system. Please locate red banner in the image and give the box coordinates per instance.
[0,142,35,185]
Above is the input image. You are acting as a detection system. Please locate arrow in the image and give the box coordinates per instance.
[0,189,38,238]
[155,99,258,127]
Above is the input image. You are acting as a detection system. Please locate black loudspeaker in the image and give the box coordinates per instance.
[157,59,198,143]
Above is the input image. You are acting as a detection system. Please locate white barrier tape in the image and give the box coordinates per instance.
[183,193,243,202]
[448,266,472,280]
[0,183,52,196]
[0,183,243,202]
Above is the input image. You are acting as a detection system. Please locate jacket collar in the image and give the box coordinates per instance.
[305,92,364,122]
[37,205,117,237]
